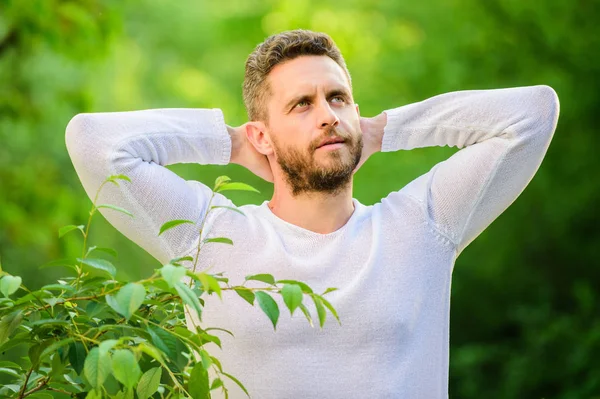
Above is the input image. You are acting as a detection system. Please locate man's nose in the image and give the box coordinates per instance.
[318,102,339,128]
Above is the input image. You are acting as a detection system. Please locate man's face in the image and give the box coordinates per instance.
[264,55,363,196]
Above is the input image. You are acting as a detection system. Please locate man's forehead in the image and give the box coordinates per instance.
[268,56,351,98]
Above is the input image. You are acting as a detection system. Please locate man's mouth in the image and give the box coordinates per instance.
[317,137,346,149]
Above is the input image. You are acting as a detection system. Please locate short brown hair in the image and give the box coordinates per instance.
[242,29,352,122]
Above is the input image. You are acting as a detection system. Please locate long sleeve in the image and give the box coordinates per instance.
[380,85,560,256]
[65,108,234,265]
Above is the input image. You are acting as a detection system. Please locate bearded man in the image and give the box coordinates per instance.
[66,29,560,398]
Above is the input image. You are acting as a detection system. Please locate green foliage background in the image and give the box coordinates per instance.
[1,0,598,397]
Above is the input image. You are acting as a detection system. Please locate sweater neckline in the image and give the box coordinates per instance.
[259,198,362,238]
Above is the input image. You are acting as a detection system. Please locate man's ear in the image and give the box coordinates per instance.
[246,121,274,156]
[355,103,360,116]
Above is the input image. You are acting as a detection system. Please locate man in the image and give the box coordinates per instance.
[66,29,559,398]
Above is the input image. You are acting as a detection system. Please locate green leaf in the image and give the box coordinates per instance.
[40,337,76,360]
[214,175,231,189]
[275,279,313,293]
[281,284,303,316]
[41,283,76,293]
[83,347,111,388]
[112,349,141,389]
[0,367,19,377]
[210,378,224,391]
[105,283,146,320]
[158,219,195,236]
[147,326,178,360]
[210,205,246,216]
[322,287,339,295]
[197,273,222,299]
[0,276,21,297]
[189,362,210,399]
[199,349,212,369]
[85,389,102,399]
[215,182,260,194]
[204,327,235,338]
[86,246,118,258]
[58,225,85,238]
[136,367,162,399]
[160,264,187,288]
[137,342,165,363]
[245,274,275,285]
[170,255,193,264]
[311,295,327,328]
[78,258,116,278]
[107,174,131,184]
[319,295,341,325]
[234,288,255,306]
[174,282,203,320]
[68,342,86,375]
[298,303,314,328]
[221,371,250,397]
[255,291,279,330]
[203,237,233,245]
[96,204,134,217]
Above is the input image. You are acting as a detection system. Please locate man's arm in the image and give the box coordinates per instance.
[375,85,560,256]
[65,108,252,265]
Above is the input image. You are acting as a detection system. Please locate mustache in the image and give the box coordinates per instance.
[312,127,352,150]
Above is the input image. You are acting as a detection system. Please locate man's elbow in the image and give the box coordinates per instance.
[532,85,560,134]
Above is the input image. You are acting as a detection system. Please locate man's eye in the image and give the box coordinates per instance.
[331,96,345,103]
[296,100,309,107]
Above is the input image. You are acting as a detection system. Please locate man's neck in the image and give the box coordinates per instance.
[267,182,355,234]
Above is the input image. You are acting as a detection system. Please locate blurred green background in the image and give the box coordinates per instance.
[1,0,598,397]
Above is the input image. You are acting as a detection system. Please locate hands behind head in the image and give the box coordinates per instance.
[352,112,387,175]
[227,123,275,183]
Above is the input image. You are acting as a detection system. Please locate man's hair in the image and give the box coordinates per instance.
[242,29,352,122]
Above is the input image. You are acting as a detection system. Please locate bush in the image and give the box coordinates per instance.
[0,174,339,398]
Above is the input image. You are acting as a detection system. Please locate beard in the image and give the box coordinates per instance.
[271,126,363,197]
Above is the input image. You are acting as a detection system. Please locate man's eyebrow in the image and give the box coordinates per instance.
[283,88,351,112]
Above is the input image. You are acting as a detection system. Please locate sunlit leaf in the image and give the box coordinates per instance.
[214,175,231,189]
[234,288,255,306]
[276,279,313,294]
[189,362,210,399]
[0,276,21,297]
[281,284,303,316]
[298,303,314,328]
[160,264,187,288]
[311,294,327,328]
[105,283,145,320]
[203,237,233,245]
[319,295,341,325]
[174,282,203,320]
[245,274,275,285]
[96,204,134,217]
[136,367,162,399]
[77,258,116,278]
[83,347,111,388]
[158,219,195,236]
[0,310,23,346]
[221,371,250,397]
[215,182,260,193]
[111,349,141,389]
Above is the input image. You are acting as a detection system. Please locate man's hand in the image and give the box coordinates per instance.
[353,111,387,175]
[227,123,274,183]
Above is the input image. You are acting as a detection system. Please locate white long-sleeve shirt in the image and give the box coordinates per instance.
[65,85,559,398]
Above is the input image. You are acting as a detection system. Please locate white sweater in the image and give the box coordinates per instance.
[65,85,559,398]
